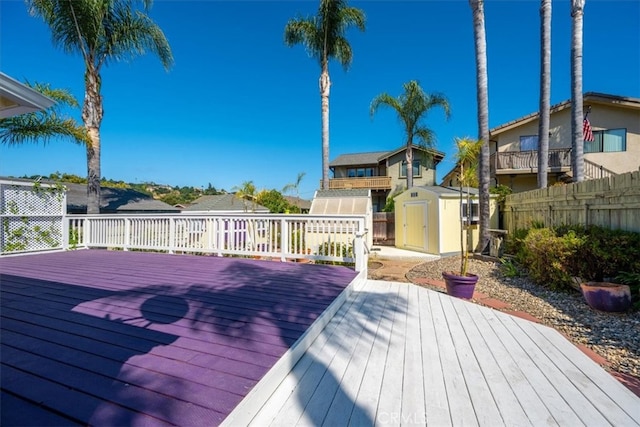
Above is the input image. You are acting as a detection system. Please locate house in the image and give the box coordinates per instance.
[442,92,640,192]
[328,144,445,212]
[184,194,270,213]
[283,196,311,214]
[64,183,180,214]
[0,72,54,118]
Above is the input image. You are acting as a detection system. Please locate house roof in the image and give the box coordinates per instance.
[489,92,640,136]
[329,145,446,168]
[184,194,270,212]
[0,72,55,118]
[64,183,180,213]
[283,196,311,210]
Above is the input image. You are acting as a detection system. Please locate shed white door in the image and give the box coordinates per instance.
[403,201,427,251]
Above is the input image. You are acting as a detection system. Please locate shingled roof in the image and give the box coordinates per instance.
[329,145,445,168]
[64,183,179,213]
[184,194,270,212]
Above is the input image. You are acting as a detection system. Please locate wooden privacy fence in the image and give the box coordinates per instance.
[503,170,640,233]
[372,212,395,245]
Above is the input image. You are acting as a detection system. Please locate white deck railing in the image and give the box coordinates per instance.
[66,213,368,272]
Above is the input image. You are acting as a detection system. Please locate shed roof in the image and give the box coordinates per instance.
[310,189,371,215]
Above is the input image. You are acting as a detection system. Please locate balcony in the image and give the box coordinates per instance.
[491,148,571,175]
[325,176,392,190]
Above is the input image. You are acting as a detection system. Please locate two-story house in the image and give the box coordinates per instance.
[328,144,445,212]
[443,92,640,192]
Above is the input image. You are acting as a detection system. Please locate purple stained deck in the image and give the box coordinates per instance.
[0,250,357,426]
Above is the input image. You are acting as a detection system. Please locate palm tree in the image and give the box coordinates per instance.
[233,180,257,212]
[0,82,88,146]
[282,172,306,212]
[27,0,173,214]
[284,0,365,191]
[453,137,482,276]
[469,0,491,254]
[571,0,585,182]
[370,80,450,189]
[538,0,552,188]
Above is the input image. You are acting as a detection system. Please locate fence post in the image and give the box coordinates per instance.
[168,217,175,254]
[280,218,288,262]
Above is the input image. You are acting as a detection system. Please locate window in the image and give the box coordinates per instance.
[584,128,626,153]
[347,167,375,177]
[400,160,421,178]
[519,135,538,151]
[461,201,479,225]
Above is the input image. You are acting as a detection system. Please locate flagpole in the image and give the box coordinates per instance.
[584,104,592,119]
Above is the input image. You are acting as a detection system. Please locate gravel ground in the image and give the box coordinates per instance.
[406,256,640,379]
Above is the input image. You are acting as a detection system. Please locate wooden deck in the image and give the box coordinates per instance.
[227,280,640,426]
[0,250,358,426]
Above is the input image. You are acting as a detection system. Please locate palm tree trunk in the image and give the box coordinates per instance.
[571,0,585,182]
[319,64,331,190]
[470,0,490,254]
[82,65,104,214]
[538,0,552,189]
[406,140,414,189]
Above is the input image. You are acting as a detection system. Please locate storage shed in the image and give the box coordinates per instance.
[394,186,498,256]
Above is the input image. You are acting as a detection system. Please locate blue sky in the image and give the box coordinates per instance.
[1,0,639,199]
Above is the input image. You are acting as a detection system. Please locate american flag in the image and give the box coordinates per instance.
[583,117,594,142]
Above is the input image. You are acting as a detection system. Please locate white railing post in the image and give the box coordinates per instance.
[124,218,131,251]
[168,217,176,254]
[354,230,368,273]
[280,218,288,262]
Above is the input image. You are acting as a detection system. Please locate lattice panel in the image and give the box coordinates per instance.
[2,216,63,253]
[1,184,64,216]
[1,181,66,254]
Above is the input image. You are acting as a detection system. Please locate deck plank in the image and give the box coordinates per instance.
[0,250,356,426]
[233,280,640,426]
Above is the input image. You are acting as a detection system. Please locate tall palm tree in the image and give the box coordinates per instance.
[469,0,491,253]
[27,0,173,214]
[370,80,450,189]
[571,0,585,182]
[284,0,365,191]
[537,0,552,188]
[0,82,88,146]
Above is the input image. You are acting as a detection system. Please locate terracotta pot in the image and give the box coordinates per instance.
[580,282,631,312]
[442,271,479,299]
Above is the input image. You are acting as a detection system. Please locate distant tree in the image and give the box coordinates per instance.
[27,0,173,213]
[570,0,585,182]
[370,80,450,189]
[285,0,365,190]
[282,172,306,211]
[0,82,88,146]
[257,189,291,213]
[204,183,220,195]
[537,0,552,188]
[469,0,491,254]
[233,180,258,212]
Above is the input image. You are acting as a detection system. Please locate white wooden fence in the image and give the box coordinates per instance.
[66,213,369,271]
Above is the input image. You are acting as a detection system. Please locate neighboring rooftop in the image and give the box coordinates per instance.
[184,194,269,212]
[329,144,446,168]
[0,72,55,118]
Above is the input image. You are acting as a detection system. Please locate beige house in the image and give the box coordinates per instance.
[441,92,640,192]
[328,144,445,212]
[394,186,498,256]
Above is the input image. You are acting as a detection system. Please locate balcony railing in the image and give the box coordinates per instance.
[325,176,392,190]
[491,148,571,174]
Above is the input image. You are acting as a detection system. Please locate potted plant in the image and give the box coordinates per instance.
[442,137,483,299]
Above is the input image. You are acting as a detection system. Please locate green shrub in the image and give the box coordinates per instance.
[519,228,584,291]
[315,241,353,265]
